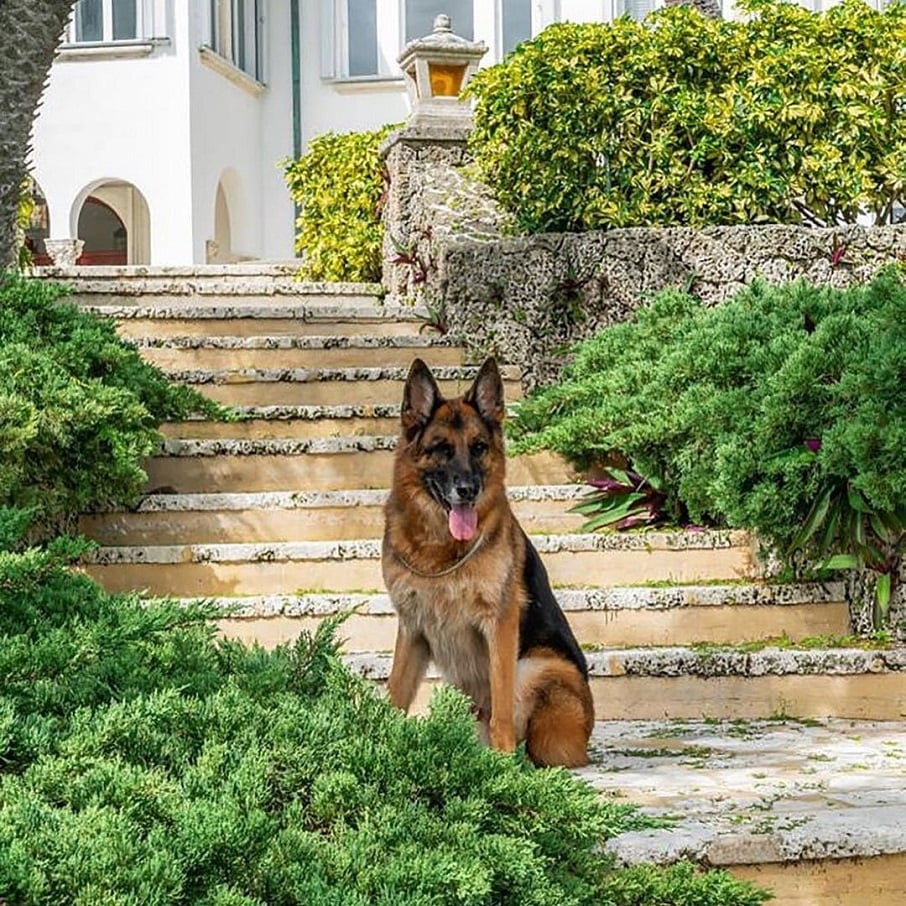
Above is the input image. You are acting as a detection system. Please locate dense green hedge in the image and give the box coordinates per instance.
[0,275,221,537]
[284,124,399,283]
[467,0,906,233]
[508,272,906,625]
[0,515,770,905]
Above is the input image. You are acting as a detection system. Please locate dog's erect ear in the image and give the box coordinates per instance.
[465,358,505,426]
[402,358,442,441]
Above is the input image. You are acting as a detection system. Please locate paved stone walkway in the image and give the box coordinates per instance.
[576,718,906,868]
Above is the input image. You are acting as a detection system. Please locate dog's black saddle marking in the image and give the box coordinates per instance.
[518,534,589,678]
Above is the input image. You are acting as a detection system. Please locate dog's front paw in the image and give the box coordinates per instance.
[488,720,516,754]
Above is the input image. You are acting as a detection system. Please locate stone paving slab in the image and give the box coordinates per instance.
[576,719,906,867]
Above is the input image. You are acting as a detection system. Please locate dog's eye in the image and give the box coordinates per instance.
[470,441,488,458]
[429,441,454,459]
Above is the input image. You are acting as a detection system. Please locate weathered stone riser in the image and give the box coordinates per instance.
[75,291,382,306]
[84,541,754,596]
[141,344,465,371]
[143,449,571,493]
[384,673,906,722]
[183,376,523,407]
[216,599,849,653]
[79,496,588,544]
[160,415,402,440]
[733,854,906,906]
[118,317,429,340]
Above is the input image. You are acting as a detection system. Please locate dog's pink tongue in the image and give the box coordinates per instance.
[449,504,478,541]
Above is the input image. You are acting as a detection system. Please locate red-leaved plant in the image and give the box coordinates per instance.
[570,467,672,532]
[790,440,904,629]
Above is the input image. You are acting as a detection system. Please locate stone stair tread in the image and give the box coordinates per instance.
[157,435,401,456]
[586,645,906,676]
[129,334,459,349]
[167,364,521,383]
[95,484,587,512]
[579,718,906,868]
[344,646,906,680]
[85,303,426,321]
[85,529,748,564]
[191,404,405,420]
[174,581,847,618]
[43,262,318,279]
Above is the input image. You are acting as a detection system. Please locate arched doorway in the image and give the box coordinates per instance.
[208,182,232,263]
[72,180,151,265]
[77,197,127,265]
[23,179,52,266]
[207,169,250,263]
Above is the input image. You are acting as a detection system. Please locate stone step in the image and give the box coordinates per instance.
[348,645,906,722]
[79,291,382,307]
[43,262,311,283]
[49,265,377,296]
[79,485,588,544]
[92,302,431,340]
[160,402,525,440]
[581,718,906,906]
[169,366,523,407]
[143,444,569,493]
[134,334,467,370]
[205,582,849,653]
[89,300,417,318]
[117,316,430,340]
[160,406,402,440]
[83,529,754,597]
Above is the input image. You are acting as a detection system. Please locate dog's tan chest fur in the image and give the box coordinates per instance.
[387,566,514,713]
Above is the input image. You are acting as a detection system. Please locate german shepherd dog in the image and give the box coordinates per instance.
[382,358,594,767]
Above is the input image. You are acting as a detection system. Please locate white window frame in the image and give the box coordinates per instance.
[322,0,400,81]
[209,0,265,82]
[322,0,647,81]
[494,0,543,59]
[68,0,145,43]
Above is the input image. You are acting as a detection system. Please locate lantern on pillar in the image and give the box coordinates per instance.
[397,14,488,127]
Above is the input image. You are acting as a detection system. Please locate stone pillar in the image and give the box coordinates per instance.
[380,15,487,302]
[44,239,85,267]
[381,125,473,302]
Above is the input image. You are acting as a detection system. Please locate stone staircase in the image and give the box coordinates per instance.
[63,265,906,906]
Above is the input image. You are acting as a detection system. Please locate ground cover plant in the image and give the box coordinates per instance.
[467,0,906,233]
[508,271,906,629]
[0,511,772,905]
[284,124,399,283]
[0,274,222,539]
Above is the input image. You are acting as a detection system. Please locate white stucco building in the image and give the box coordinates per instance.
[28,0,729,266]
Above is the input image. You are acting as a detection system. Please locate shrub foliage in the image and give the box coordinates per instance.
[0,516,771,905]
[0,275,221,536]
[284,124,399,283]
[508,271,906,624]
[467,0,906,233]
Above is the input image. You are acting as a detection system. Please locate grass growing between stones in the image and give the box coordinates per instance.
[690,633,896,654]
[0,514,771,906]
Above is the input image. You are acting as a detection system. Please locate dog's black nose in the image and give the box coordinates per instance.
[452,476,479,503]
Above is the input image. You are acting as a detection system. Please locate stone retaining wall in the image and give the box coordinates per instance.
[437,223,906,391]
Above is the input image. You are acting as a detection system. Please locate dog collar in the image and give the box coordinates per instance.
[393,533,486,578]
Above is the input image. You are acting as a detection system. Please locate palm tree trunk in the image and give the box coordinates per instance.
[0,0,77,269]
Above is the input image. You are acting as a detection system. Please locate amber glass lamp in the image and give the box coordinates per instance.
[397,14,488,126]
